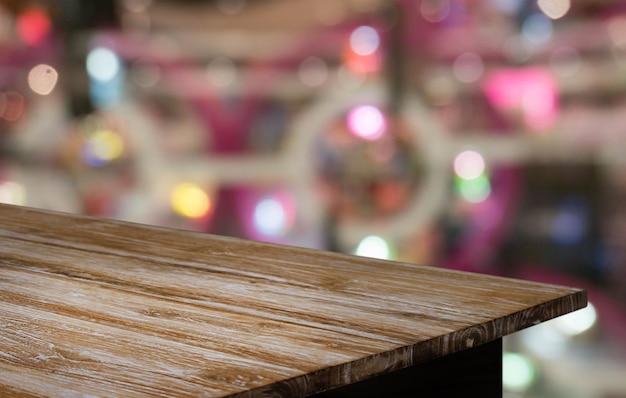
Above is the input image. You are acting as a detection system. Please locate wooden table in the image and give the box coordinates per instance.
[0,204,586,397]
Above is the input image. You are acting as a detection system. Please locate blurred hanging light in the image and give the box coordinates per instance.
[454,150,486,180]
[171,182,212,219]
[355,235,391,260]
[346,105,386,140]
[502,352,537,392]
[27,64,59,96]
[537,0,570,20]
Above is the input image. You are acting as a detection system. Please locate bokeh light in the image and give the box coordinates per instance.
[483,68,558,131]
[454,150,486,180]
[489,0,524,14]
[344,25,382,75]
[298,56,328,87]
[253,195,290,236]
[453,52,484,83]
[82,130,125,167]
[456,174,491,203]
[16,8,51,46]
[520,322,569,358]
[0,181,26,205]
[87,47,121,82]
[538,0,570,20]
[552,302,597,336]
[346,105,386,140]
[355,235,391,259]
[522,13,553,44]
[349,26,380,56]
[27,64,58,96]
[503,352,537,392]
[550,202,587,246]
[171,182,211,219]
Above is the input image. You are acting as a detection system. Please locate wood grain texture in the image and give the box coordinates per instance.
[0,204,586,397]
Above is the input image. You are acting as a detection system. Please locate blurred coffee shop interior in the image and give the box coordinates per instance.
[2,0,626,395]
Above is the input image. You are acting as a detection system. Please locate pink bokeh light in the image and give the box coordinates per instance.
[346,105,387,140]
[483,67,558,131]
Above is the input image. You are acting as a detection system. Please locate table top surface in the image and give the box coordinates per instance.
[0,204,586,397]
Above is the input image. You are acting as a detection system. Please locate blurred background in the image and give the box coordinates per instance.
[1,0,625,396]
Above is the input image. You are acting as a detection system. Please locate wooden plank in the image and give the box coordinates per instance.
[0,204,586,397]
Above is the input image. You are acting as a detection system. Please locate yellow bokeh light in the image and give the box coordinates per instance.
[171,182,211,219]
[538,0,570,20]
[88,129,125,162]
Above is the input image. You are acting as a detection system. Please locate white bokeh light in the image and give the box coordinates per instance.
[349,26,380,56]
[355,236,391,260]
[254,196,288,236]
[552,302,597,336]
[86,47,121,82]
[454,150,486,180]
